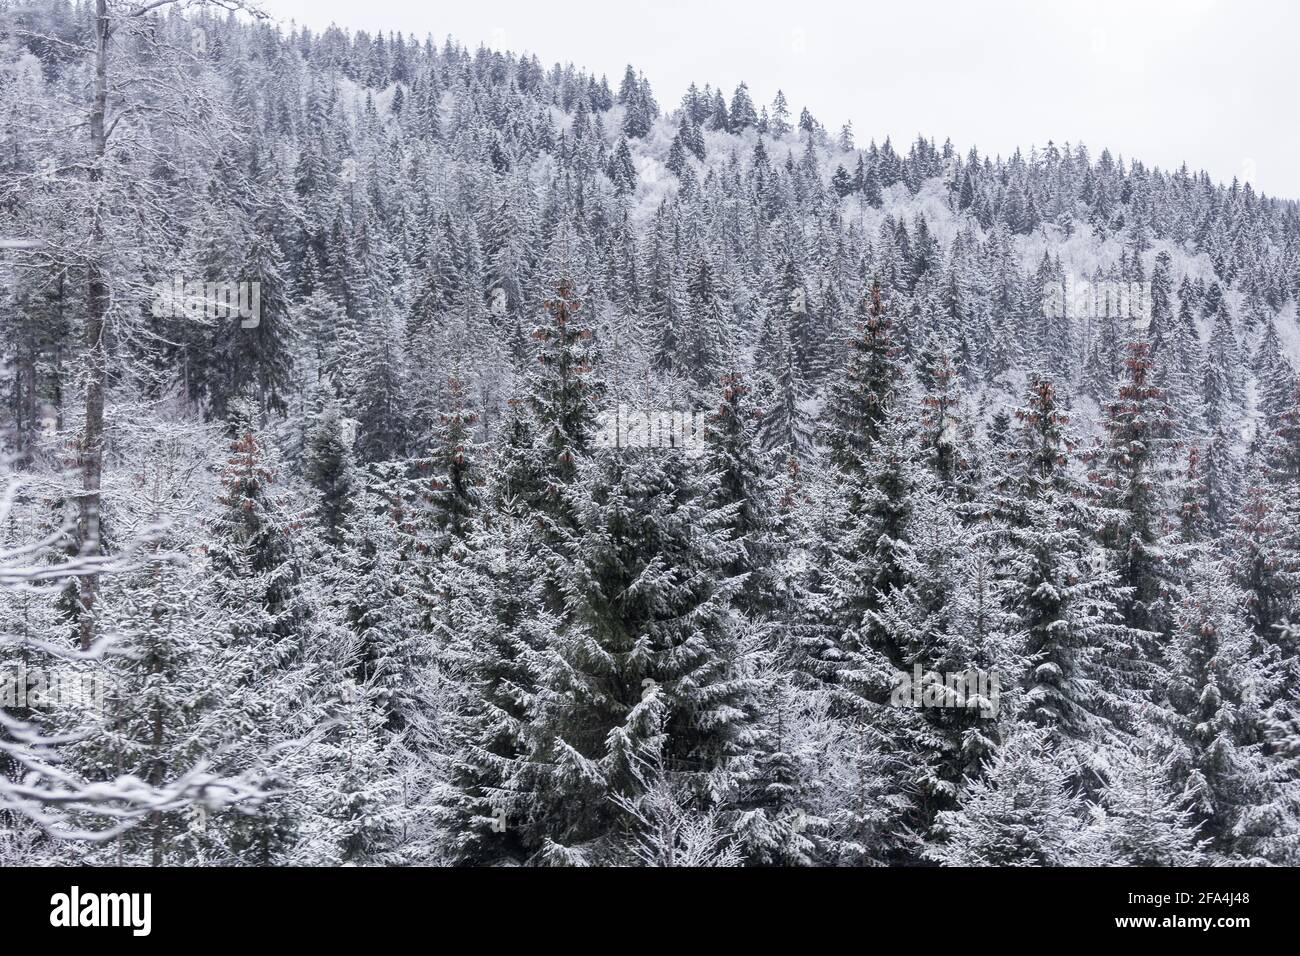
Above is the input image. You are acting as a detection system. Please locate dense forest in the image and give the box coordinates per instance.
[1,0,1299,866]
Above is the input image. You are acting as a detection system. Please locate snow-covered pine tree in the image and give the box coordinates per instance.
[1087,338,1178,658]
[1086,743,1206,866]
[822,280,902,476]
[303,384,355,547]
[916,334,981,504]
[432,510,554,864]
[65,426,225,864]
[520,440,760,863]
[196,397,338,864]
[866,494,1023,847]
[419,372,484,556]
[987,375,1140,748]
[702,372,784,620]
[524,277,605,537]
[926,727,1089,866]
[1232,381,1300,661]
[1163,555,1273,860]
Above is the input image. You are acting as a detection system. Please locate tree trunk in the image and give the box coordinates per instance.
[78,0,109,651]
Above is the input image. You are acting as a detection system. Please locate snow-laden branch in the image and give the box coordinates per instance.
[0,473,263,839]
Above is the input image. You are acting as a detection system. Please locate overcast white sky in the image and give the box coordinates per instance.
[255,0,1300,199]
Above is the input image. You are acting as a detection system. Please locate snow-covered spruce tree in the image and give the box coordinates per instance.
[868,504,1024,840]
[522,277,605,540]
[295,286,350,390]
[707,384,827,864]
[987,374,1142,748]
[646,238,690,380]
[518,442,761,864]
[349,312,412,465]
[679,254,728,390]
[702,372,784,620]
[798,689,902,866]
[177,148,296,421]
[339,478,445,863]
[433,278,602,863]
[0,477,73,798]
[1163,554,1273,861]
[1232,381,1300,668]
[813,407,924,723]
[301,397,432,864]
[303,385,355,548]
[480,396,545,515]
[798,298,964,859]
[194,398,339,864]
[1087,338,1178,660]
[1223,387,1300,862]
[1175,432,1238,544]
[431,511,555,865]
[1085,744,1206,866]
[1146,252,1175,365]
[754,322,816,462]
[65,424,230,865]
[1240,669,1300,864]
[1029,252,1070,382]
[770,257,819,384]
[1082,307,1123,405]
[916,334,981,505]
[822,280,901,478]
[343,478,434,736]
[419,373,484,557]
[404,372,487,647]
[1200,298,1243,431]
[302,659,411,866]
[1231,485,1299,663]
[732,666,824,866]
[796,280,910,705]
[926,726,1089,866]
[1255,318,1297,422]
[1153,290,1206,436]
